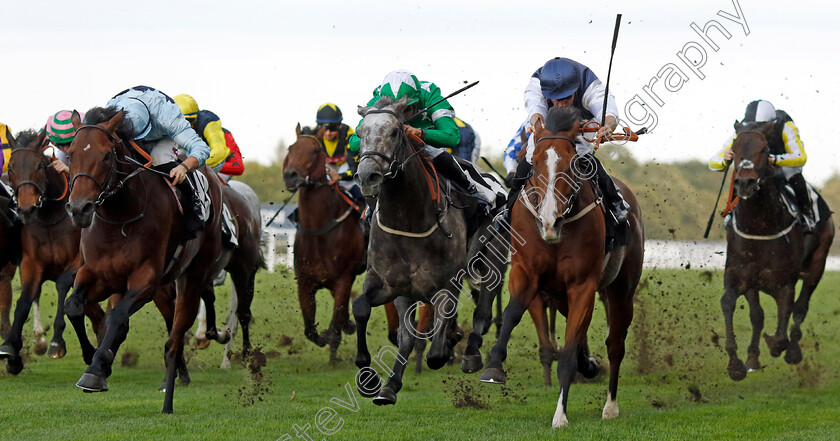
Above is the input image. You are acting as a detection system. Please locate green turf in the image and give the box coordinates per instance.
[0,268,838,440]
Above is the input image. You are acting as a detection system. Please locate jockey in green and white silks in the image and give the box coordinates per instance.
[349,70,493,215]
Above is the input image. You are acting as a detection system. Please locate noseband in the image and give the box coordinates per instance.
[733,129,774,187]
[358,109,425,180]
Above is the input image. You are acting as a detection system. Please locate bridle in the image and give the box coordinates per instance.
[732,129,775,190]
[525,134,592,220]
[9,147,69,209]
[289,135,331,189]
[357,109,426,180]
[69,125,149,206]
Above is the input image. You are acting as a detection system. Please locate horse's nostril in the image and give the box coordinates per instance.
[283,171,298,181]
[553,218,564,231]
[368,173,384,187]
[81,202,95,215]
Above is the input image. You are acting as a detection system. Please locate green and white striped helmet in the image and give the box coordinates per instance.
[379,70,420,105]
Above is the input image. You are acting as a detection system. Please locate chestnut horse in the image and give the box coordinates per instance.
[64,108,232,413]
[722,121,834,380]
[0,129,109,374]
[283,125,398,364]
[480,106,644,427]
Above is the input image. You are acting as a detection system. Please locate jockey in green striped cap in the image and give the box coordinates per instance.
[43,110,85,175]
[349,70,492,216]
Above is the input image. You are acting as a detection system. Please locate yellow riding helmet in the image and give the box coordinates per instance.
[174,94,199,120]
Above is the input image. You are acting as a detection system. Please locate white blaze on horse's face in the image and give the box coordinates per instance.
[737,159,754,170]
[539,149,561,241]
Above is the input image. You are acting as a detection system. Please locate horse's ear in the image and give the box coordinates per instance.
[358,105,370,118]
[6,130,16,149]
[392,96,410,116]
[314,124,326,141]
[733,119,742,131]
[534,118,544,134]
[35,129,48,150]
[759,121,775,138]
[102,110,125,134]
[570,119,581,137]
[296,123,302,137]
[71,110,84,130]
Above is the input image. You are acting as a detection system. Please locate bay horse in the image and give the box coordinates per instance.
[63,107,233,413]
[0,129,109,374]
[480,106,644,427]
[353,96,507,405]
[722,121,834,380]
[283,124,398,364]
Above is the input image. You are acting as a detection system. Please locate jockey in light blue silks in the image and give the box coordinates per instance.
[107,85,211,240]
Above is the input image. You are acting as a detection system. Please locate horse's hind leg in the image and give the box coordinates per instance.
[232,268,255,359]
[413,303,431,374]
[763,284,794,359]
[426,289,459,370]
[152,283,189,386]
[463,282,496,374]
[789,226,833,365]
[64,268,98,366]
[48,271,75,359]
[0,262,44,374]
[527,296,555,386]
[602,283,635,420]
[384,302,399,345]
[32,296,48,356]
[372,296,415,406]
[220,279,239,368]
[194,300,210,349]
[201,287,229,344]
[163,279,203,414]
[721,284,747,381]
[744,289,764,371]
[326,274,353,365]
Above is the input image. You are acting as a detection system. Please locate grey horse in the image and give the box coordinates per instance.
[352,96,508,405]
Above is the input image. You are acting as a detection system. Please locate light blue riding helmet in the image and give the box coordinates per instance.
[114,97,152,140]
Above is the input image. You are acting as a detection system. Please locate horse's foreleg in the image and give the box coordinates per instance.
[0,263,15,338]
[48,271,76,359]
[32,296,47,356]
[232,269,255,360]
[0,262,43,374]
[353,276,392,369]
[721,283,746,381]
[744,289,764,371]
[384,302,399,345]
[764,284,794,362]
[481,265,536,385]
[298,278,325,347]
[553,279,597,428]
[372,296,415,406]
[201,287,228,344]
[194,300,208,348]
[462,283,496,374]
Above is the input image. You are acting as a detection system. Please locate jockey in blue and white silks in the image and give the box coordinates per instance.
[107,85,212,240]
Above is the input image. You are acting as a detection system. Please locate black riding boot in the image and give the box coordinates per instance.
[591,155,628,224]
[432,152,491,215]
[788,173,815,233]
[502,160,533,224]
[156,162,205,241]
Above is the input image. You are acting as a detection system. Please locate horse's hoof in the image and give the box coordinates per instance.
[178,371,191,386]
[745,357,762,372]
[764,334,788,358]
[158,380,167,392]
[194,337,211,350]
[579,357,601,379]
[426,352,449,370]
[76,373,108,392]
[48,342,67,359]
[785,345,802,365]
[342,321,357,335]
[5,356,23,375]
[355,369,381,398]
[0,343,15,359]
[461,354,484,374]
[727,359,747,381]
[33,339,48,356]
[372,386,397,406]
[479,367,507,384]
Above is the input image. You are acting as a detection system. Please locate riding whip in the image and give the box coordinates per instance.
[703,162,731,239]
[601,14,622,126]
[480,156,509,188]
[406,81,480,123]
[264,189,298,228]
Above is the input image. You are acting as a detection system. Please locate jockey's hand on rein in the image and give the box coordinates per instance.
[403,125,423,138]
[170,164,189,186]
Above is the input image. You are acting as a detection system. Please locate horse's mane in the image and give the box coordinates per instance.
[85,106,135,139]
[14,129,40,149]
[545,106,580,133]
[373,96,395,110]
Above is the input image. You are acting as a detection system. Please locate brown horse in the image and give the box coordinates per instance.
[0,129,108,374]
[722,121,834,380]
[283,125,398,364]
[480,107,644,427]
[63,107,232,413]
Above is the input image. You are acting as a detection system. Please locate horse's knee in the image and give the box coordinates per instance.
[65,295,84,318]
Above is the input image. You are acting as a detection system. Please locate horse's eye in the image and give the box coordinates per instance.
[37,163,45,170]
[391,128,399,137]
[531,193,539,205]
[104,151,112,160]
